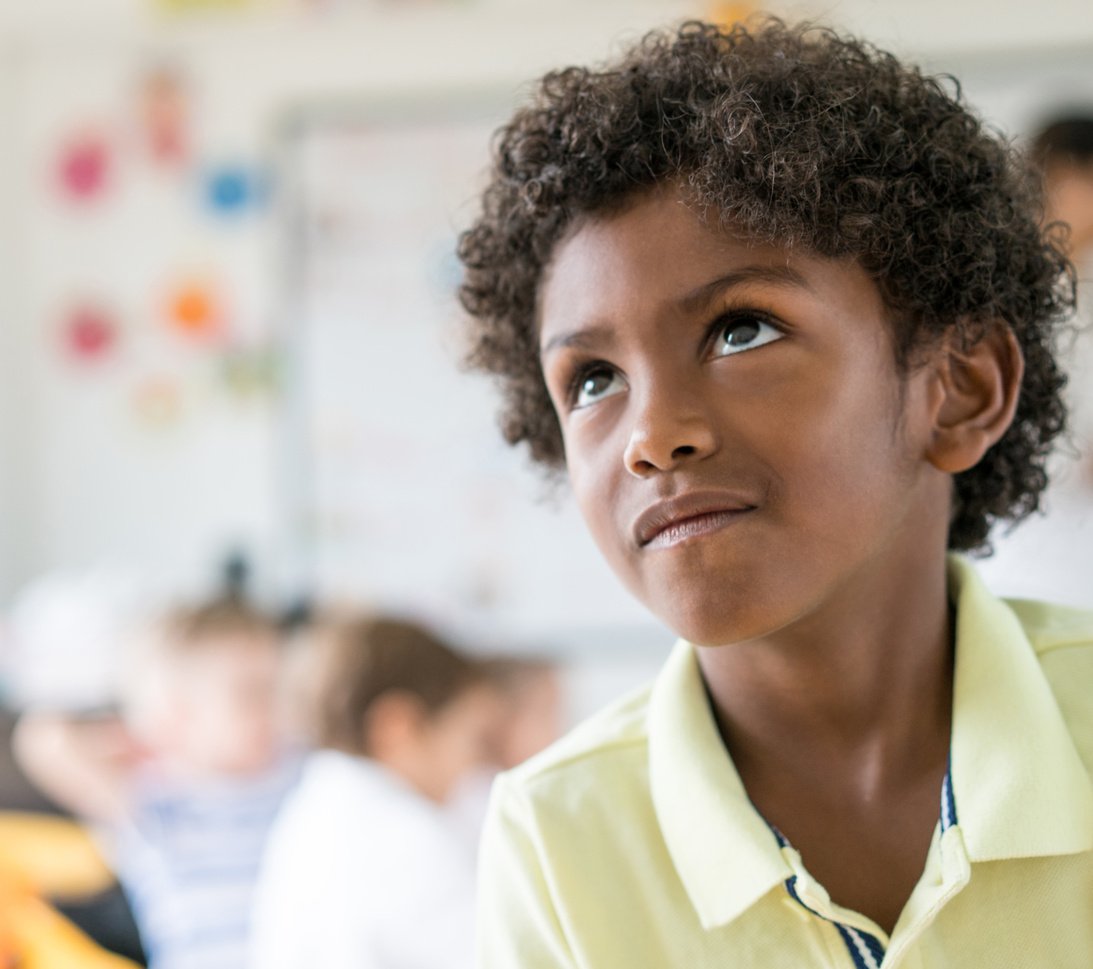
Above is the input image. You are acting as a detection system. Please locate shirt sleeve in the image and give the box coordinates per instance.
[476,773,576,969]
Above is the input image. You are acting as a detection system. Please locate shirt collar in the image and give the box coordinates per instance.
[647,556,1093,931]
[648,639,790,930]
[947,555,1093,861]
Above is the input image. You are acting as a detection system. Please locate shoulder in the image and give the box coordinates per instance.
[491,681,655,840]
[508,682,651,788]
[1005,597,1093,654]
[1007,596,1093,680]
[1007,597,1093,772]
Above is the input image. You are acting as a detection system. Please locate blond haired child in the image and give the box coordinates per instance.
[15,597,298,969]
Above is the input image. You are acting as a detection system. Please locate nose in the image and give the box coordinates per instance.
[622,385,719,477]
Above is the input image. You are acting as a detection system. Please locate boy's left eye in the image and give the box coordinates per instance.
[710,315,784,357]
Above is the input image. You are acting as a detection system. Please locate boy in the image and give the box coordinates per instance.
[250,615,504,969]
[14,597,298,969]
[458,19,1093,968]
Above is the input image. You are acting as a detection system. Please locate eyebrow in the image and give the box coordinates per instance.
[541,325,615,358]
[677,263,812,313]
[540,263,812,357]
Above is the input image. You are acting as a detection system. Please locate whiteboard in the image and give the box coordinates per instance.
[276,98,669,651]
[277,44,1093,644]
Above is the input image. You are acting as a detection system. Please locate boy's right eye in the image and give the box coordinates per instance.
[572,365,626,409]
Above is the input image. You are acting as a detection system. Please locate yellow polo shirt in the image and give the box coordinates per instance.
[477,558,1093,968]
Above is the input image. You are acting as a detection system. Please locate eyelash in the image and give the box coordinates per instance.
[704,309,783,356]
[565,360,619,410]
[561,307,785,410]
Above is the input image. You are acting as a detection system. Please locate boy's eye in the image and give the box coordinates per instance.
[710,314,784,357]
[572,366,626,409]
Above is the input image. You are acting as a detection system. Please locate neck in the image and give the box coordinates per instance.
[696,543,953,799]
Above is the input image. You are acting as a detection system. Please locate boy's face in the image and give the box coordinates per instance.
[170,635,283,775]
[538,188,953,648]
[413,684,504,803]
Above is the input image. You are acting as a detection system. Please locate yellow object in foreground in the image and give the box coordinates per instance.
[0,813,115,900]
[0,814,136,968]
[478,558,1093,968]
[0,886,137,969]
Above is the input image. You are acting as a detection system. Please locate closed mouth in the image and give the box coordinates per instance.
[642,508,752,549]
[633,493,757,549]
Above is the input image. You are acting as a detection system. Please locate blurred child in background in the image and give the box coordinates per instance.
[1033,113,1093,484]
[480,657,563,772]
[977,113,1093,604]
[14,597,299,969]
[249,615,503,969]
[448,656,563,845]
[1035,114,1093,260]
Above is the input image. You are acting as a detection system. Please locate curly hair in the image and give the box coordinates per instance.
[458,18,1075,553]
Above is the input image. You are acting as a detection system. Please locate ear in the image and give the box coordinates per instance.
[362,691,428,760]
[925,322,1023,474]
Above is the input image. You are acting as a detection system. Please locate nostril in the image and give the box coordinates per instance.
[625,426,715,478]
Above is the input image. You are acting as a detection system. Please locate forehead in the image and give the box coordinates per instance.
[169,633,279,672]
[538,189,892,352]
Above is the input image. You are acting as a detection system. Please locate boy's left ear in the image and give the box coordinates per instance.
[924,321,1023,474]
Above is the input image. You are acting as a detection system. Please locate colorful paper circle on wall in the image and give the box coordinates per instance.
[132,376,184,427]
[140,66,189,165]
[203,166,265,216]
[61,303,119,363]
[166,281,223,340]
[219,345,280,399]
[57,131,112,202]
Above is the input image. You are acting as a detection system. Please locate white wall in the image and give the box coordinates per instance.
[0,0,1090,607]
[0,1,708,606]
[0,41,30,600]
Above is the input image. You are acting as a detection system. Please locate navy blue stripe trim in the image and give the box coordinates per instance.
[785,874,803,904]
[761,759,958,966]
[940,760,958,832]
[860,926,886,964]
[785,875,885,967]
[835,924,872,969]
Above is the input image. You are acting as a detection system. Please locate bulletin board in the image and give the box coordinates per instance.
[276,98,666,649]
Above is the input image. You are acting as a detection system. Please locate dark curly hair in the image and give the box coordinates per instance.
[458,18,1075,553]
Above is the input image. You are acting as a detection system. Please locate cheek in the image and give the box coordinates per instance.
[570,472,640,598]
[566,428,626,541]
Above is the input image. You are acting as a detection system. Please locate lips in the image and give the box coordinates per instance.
[633,492,757,549]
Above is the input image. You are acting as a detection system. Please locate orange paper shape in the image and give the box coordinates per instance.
[166,282,223,340]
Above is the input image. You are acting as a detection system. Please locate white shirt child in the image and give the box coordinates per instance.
[249,749,478,969]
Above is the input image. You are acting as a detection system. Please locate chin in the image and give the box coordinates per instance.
[646,583,790,649]
[665,617,756,649]
[648,603,741,648]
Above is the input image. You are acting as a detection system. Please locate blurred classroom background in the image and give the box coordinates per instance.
[0,0,1091,961]
[1,0,1092,724]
